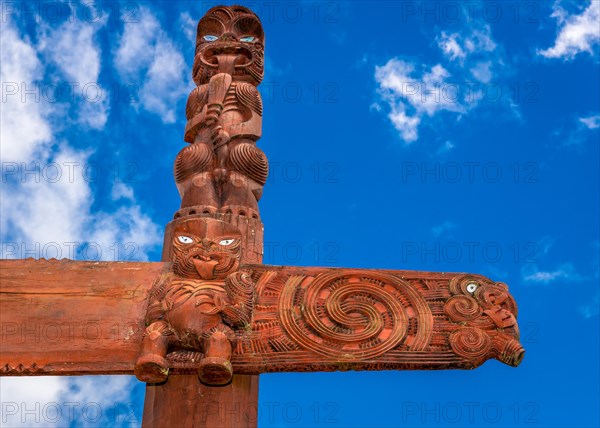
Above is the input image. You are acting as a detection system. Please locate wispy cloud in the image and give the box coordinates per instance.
[114,6,188,123]
[374,23,510,143]
[435,140,455,155]
[538,1,600,60]
[552,112,600,150]
[579,292,599,319]
[522,262,585,284]
[179,11,197,44]
[37,4,109,129]
[431,220,459,238]
[579,114,600,130]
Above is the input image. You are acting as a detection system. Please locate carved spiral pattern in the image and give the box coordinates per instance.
[174,143,213,183]
[279,271,433,359]
[229,143,268,185]
[226,271,255,306]
[475,283,518,316]
[449,327,492,359]
[444,295,482,322]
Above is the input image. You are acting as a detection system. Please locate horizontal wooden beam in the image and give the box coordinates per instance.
[0,259,164,375]
[1,259,524,377]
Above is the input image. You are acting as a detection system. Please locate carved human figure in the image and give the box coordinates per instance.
[134,218,254,385]
[174,5,268,218]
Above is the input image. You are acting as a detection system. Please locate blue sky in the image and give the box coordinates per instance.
[1,1,599,427]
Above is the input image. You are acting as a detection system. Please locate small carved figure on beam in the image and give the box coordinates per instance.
[135,218,255,385]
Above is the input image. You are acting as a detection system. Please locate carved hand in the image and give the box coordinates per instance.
[205,73,233,126]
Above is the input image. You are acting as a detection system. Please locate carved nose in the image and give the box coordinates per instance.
[221,33,235,42]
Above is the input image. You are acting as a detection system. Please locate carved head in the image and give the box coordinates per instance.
[445,274,524,367]
[171,218,242,280]
[192,5,264,86]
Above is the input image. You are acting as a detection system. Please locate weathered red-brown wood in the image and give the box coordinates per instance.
[143,375,258,428]
[0,259,165,375]
[0,258,523,377]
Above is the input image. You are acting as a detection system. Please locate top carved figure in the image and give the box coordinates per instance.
[175,5,268,220]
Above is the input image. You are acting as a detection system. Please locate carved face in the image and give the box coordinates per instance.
[446,275,518,328]
[192,5,264,86]
[171,218,242,280]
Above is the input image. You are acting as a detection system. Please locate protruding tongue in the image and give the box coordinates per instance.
[216,54,237,74]
[193,258,219,279]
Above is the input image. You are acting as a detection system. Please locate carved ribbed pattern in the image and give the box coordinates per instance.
[229,143,268,185]
[174,143,213,183]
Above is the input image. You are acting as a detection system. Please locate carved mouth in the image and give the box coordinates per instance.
[201,44,253,69]
[192,254,213,262]
[191,254,220,279]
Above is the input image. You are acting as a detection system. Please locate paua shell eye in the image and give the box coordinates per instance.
[177,236,194,244]
[240,36,254,42]
[219,239,235,246]
[466,282,479,294]
[203,35,218,42]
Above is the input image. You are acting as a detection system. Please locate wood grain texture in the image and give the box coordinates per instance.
[0,259,165,375]
[143,374,258,428]
[1,259,523,377]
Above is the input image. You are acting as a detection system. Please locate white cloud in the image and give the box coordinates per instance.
[579,114,600,129]
[437,32,466,61]
[112,182,135,201]
[522,263,584,284]
[1,146,162,262]
[469,61,493,84]
[375,59,470,143]
[179,11,197,44]
[553,113,600,149]
[539,1,600,59]
[0,376,140,427]
[37,7,109,129]
[375,24,507,143]
[114,7,188,123]
[437,28,496,63]
[387,105,421,143]
[436,140,455,155]
[87,203,162,262]
[0,377,66,427]
[0,21,52,163]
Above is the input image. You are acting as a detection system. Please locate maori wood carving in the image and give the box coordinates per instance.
[133,217,524,386]
[130,4,525,387]
[0,257,523,378]
[175,5,267,220]
[0,5,524,401]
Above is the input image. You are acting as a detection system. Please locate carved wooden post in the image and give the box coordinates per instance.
[139,6,266,426]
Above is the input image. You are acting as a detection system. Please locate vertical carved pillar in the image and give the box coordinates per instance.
[143,212,261,428]
[142,5,266,427]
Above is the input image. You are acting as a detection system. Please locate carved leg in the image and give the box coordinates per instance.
[179,172,219,210]
[198,328,234,386]
[221,141,268,214]
[134,321,171,383]
[220,172,259,216]
[174,141,219,210]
